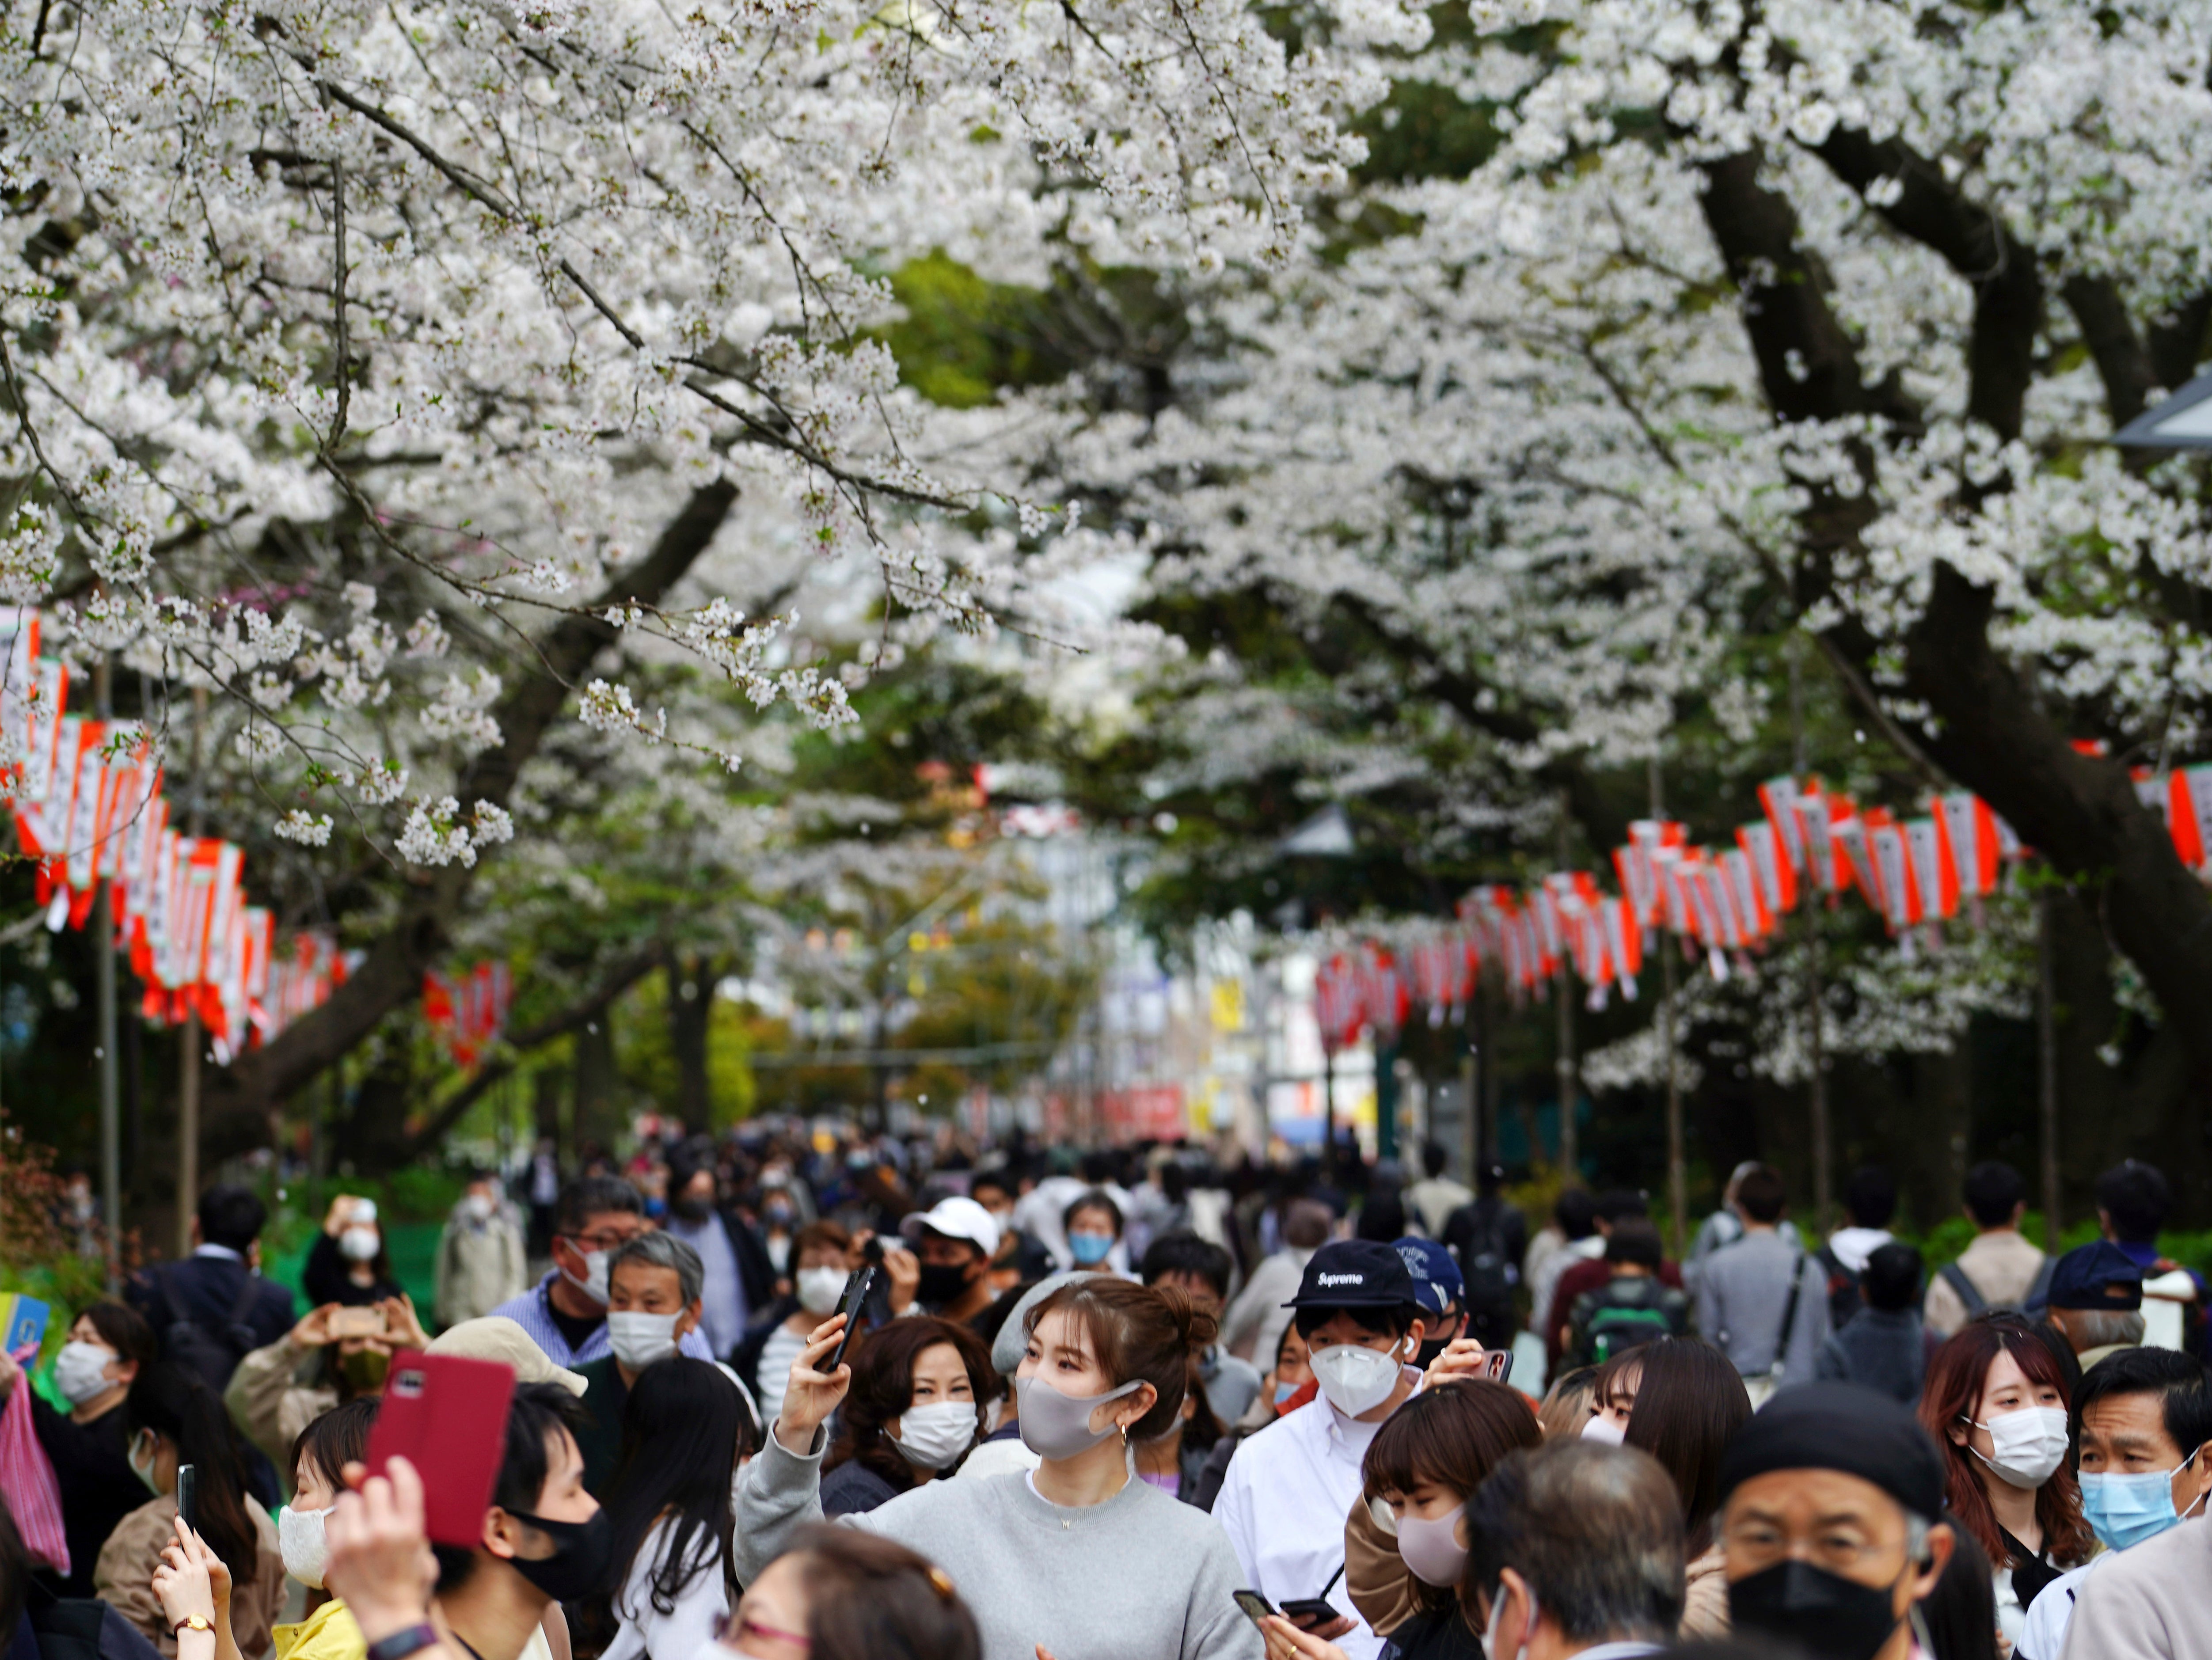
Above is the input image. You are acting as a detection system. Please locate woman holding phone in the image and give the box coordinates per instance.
[96,1362,285,1658]
[734,1276,1262,1660]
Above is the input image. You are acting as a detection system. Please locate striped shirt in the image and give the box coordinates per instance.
[488,1273,718,1369]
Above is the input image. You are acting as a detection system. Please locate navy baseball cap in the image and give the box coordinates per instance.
[2046,1241,2145,1311]
[1394,1237,1464,1316]
[1284,1238,1421,1310]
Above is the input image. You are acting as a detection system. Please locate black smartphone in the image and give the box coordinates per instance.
[175,1463,197,1533]
[825,1267,877,1372]
[859,1234,886,1267]
[1278,1599,1340,1626]
[1232,1591,1275,1632]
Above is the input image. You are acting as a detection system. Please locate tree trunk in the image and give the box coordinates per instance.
[573,1019,621,1157]
[668,953,715,1134]
[533,1069,564,1165]
[195,482,739,1162]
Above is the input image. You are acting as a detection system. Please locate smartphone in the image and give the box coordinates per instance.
[1279,1599,1340,1626]
[328,1306,387,1340]
[825,1267,877,1372]
[364,1352,517,1545]
[175,1463,197,1533]
[1232,1591,1275,1632]
[1484,1349,1513,1381]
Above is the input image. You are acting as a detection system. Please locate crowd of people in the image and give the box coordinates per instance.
[2,1122,2209,1660]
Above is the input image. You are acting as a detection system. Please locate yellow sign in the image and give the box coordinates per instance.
[1211,981,1245,1033]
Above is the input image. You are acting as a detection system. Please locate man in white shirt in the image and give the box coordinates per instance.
[1213,1239,1429,1660]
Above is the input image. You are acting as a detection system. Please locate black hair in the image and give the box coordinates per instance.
[1356,1196,1408,1242]
[124,1363,258,1591]
[591,1361,745,1638]
[293,1396,380,1496]
[1422,1143,1449,1179]
[2096,1160,2172,1243]
[1917,1521,1996,1660]
[1863,1243,1923,1313]
[2073,1346,2212,1459]
[1604,1220,1663,1270]
[555,1175,643,1236]
[1555,1189,1598,1241]
[1294,1303,1423,1342]
[969,1171,1014,1205]
[431,1382,593,1592]
[1140,1231,1235,1300]
[1734,1168,1786,1224]
[1844,1166,1898,1230]
[196,1184,266,1252]
[1962,1161,2025,1229]
[1593,1190,1648,1226]
[78,1300,158,1369]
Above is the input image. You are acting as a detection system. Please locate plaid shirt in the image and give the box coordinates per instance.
[488,1272,719,1368]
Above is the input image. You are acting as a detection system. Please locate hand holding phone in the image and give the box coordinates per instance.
[328,1307,388,1341]
[825,1267,877,1372]
[363,1352,516,1546]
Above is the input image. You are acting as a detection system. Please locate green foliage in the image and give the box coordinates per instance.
[877,254,1071,408]
[616,972,758,1128]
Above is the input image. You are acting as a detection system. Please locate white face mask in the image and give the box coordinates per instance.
[607,1311,681,1371]
[339,1226,381,1263]
[1481,1583,1535,1660]
[1396,1505,1468,1588]
[564,1248,613,1307]
[128,1431,163,1496]
[463,1193,495,1222]
[796,1266,848,1315]
[278,1505,331,1588]
[54,1341,118,1407]
[1310,1341,1404,1417]
[1581,1414,1627,1446]
[889,1401,979,1470]
[1968,1405,2071,1489]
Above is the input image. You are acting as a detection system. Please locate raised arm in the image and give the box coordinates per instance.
[730,1314,853,1584]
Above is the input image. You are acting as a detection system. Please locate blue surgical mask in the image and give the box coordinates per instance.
[2080,1448,2206,1551]
[1273,1381,1300,1406]
[1069,1234,1114,1266]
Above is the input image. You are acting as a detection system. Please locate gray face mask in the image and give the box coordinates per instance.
[1014,1375,1142,1461]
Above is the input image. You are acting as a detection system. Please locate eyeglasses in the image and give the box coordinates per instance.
[1721,1521,1906,1577]
[562,1228,639,1252]
[714,1614,810,1652]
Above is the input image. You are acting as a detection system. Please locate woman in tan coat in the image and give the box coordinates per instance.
[95,1362,285,1659]
[1585,1338,1752,1638]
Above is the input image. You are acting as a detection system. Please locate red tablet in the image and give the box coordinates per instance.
[363,1352,516,1546]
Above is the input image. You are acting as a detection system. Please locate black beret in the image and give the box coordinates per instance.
[1717,1383,1946,1519]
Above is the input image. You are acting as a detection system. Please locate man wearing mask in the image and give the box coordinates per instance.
[2031,1349,2212,1660]
[663,1149,776,1361]
[1213,1240,1429,1660]
[972,1170,1054,1291]
[1716,1381,1957,1660]
[1463,1440,1685,1660]
[491,1176,716,1369]
[1391,1237,1471,1372]
[573,1232,707,1495]
[435,1171,527,1329]
[883,1196,1000,1323]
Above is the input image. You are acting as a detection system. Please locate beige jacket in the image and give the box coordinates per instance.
[435,1208,528,1328]
[95,1492,286,1660]
[1925,1229,2046,1338]
[1680,1543,1730,1638]
[224,1335,338,1473]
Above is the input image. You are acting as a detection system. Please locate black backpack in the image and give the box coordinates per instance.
[1451,1201,1518,1336]
[157,1265,264,1393]
[1570,1277,1688,1368]
[1818,1243,1865,1330]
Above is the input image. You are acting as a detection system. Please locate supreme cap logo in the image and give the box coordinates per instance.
[1317,1272,1365,1287]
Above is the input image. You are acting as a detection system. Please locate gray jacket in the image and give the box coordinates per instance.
[1695,1229,1830,1385]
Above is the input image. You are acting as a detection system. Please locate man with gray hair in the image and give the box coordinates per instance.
[574,1230,706,1494]
[1464,1439,1686,1659]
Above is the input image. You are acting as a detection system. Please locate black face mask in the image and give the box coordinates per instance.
[1728,1558,1906,1660]
[916,1261,975,1307]
[502,1507,612,1604]
[1415,1316,1464,1371]
[671,1197,715,1223]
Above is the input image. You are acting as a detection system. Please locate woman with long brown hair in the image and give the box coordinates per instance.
[1585,1338,1750,1637]
[821,1317,994,1516]
[1344,1378,1542,1660]
[1918,1321,2091,1649]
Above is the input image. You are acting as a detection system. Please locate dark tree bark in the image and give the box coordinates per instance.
[667,951,717,1133]
[196,482,740,1161]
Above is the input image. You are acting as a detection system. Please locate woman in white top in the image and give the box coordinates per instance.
[589,1357,753,1660]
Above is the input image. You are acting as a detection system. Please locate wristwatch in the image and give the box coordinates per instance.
[365,1622,441,1660]
[172,1616,214,1636]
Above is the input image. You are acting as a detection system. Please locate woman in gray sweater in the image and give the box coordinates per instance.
[734,1277,1264,1660]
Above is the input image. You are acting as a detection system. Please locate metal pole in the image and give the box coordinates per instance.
[1554,794,1578,1184]
[1321,1044,1336,1179]
[1650,758,1686,1260]
[1460,1019,1478,1186]
[177,687,205,1259]
[95,656,120,1288]
[2037,885,2061,1250]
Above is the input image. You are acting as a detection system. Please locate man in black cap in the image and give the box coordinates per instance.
[1212,1238,1429,1660]
[1716,1381,1956,1660]
[2043,1241,2147,1370]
